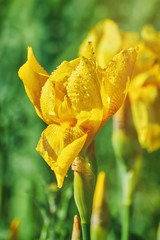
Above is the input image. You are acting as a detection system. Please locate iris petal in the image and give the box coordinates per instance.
[36,123,87,188]
[130,69,160,152]
[67,55,103,137]
[18,47,49,120]
[101,48,137,126]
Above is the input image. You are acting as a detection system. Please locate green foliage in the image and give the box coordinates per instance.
[0,0,160,239]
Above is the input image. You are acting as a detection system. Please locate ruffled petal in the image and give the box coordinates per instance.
[36,123,87,188]
[79,19,122,68]
[40,59,80,125]
[131,95,160,152]
[66,53,103,137]
[40,78,58,124]
[101,48,137,126]
[18,47,49,119]
[95,20,122,68]
[50,59,80,84]
[130,70,160,152]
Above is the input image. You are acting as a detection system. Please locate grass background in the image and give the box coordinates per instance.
[0,0,160,239]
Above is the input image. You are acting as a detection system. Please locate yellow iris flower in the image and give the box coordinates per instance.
[80,19,160,152]
[129,65,160,152]
[129,26,160,152]
[130,25,160,151]
[18,43,137,188]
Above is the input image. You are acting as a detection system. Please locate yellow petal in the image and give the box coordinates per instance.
[66,55,103,137]
[80,41,96,65]
[96,20,122,68]
[57,96,76,124]
[18,47,49,119]
[143,125,160,152]
[36,123,87,188]
[131,98,160,152]
[79,19,122,68]
[121,31,139,49]
[130,71,160,152]
[40,58,81,124]
[50,59,80,85]
[40,78,58,124]
[101,48,137,126]
[142,25,160,56]
[133,42,158,76]
[92,171,107,211]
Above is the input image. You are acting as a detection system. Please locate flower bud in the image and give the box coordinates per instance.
[9,219,20,240]
[91,171,109,240]
[72,141,97,225]
[71,215,82,240]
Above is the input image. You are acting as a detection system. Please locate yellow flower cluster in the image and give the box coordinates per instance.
[80,19,160,152]
[131,26,160,152]
[18,42,137,187]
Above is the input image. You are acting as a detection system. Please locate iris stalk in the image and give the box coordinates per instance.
[72,142,97,240]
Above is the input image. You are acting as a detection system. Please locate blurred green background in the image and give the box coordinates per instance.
[0,0,160,239]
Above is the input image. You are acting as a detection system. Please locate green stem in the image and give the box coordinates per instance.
[82,223,90,240]
[116,161,133,240]
[121,204,130,240]
[39,216,50,240]
[0,179,2,216]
